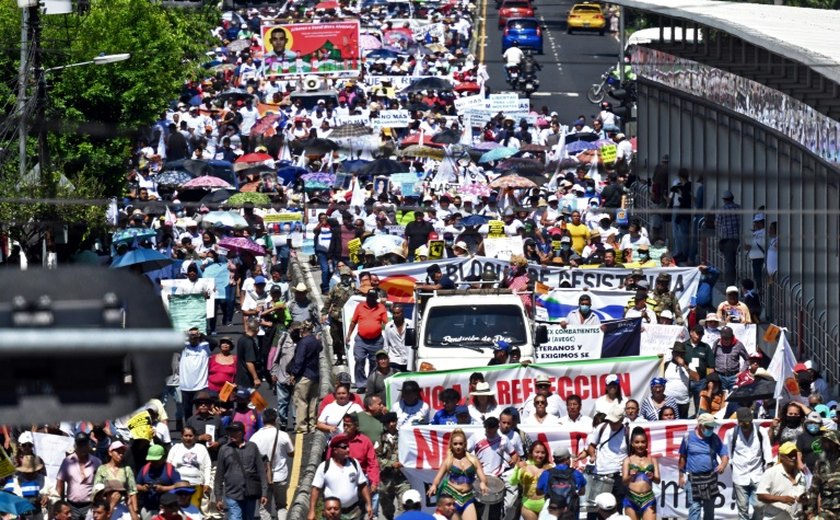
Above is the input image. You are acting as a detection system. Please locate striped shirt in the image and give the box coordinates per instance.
[640,395,681,421]
[715,201,741,239]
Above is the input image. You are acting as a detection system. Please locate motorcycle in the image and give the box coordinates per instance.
[521,71,539,96]
[586,70,623,104]
[505,65,520,87]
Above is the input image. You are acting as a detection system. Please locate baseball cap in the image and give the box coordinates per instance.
[146,444,165,461]
[18,431,34,445]
[595,493,616,510]
[337,372,352,384]
[605,374,620,386]
[254,275,268,285]
[726,285,739,294]
[778,442,798,456]
[109,440,127,452]
[605,404,624,423]
[375,349,389,358]
[735,407,753,423]
[159,494,180,508]
[74,432,90,444]
[659,310,674,320]
[535,374,550,385]
[794,362,808,373]
[806,411,823,424]
[553,447,571,459]
[235,388,251,400]
[697,413,717,427]
[226,421,245,433]
[401,489,423,507]
[329,433,350,448]
[494,340,511,352]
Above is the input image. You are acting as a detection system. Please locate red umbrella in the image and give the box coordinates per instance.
[399,134,444,148]
[454,82,481,93]
[235,152,273,164]
[251,114,281,137]
[315,1,339,8]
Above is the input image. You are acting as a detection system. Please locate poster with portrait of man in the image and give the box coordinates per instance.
[261,21,361,77]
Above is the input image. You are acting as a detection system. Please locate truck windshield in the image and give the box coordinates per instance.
[424,305,528,347]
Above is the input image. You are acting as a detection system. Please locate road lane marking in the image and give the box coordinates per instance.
[531,92,580,97]
[287,432,305,505]
[479,0,488,65]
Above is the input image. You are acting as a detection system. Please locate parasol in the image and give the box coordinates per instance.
[182,176,233,189]
[479,147,518,164]
[489,174,537,189]
[218,236,266,256]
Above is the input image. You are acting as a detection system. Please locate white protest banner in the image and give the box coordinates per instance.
[33,432,75,488]
[390,172,423,195]
[337,257,701,310]
[535,270,701,321]
[536,325,603,362]
[372,110,411,129]
[398,421,765,518]
[517,99,531,111]
[335,114,369,126]
[364,75,437,90]
[384,355,660,415]
[488,92,520,112]
[729,323,758,355]
[482,236,523,261]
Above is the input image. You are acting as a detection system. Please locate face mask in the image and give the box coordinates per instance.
[702,428,714,438]
[807,423,820,434]
[786,416,801,427]
[580,305,591,314]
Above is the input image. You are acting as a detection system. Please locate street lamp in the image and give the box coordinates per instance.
[34,52,131,187]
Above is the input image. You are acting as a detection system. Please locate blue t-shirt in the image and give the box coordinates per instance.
[136,463,182,511]
[678,430,728,474]
[431,408,459,425]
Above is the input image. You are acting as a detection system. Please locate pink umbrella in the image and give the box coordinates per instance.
[360,34,382,51]
[218,237,266,256]
[182,175,233,189]
[462,183,491,198]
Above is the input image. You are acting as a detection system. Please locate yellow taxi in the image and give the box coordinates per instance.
[566,2,607,35]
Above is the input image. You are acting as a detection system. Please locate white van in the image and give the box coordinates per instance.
[409,289,543,372]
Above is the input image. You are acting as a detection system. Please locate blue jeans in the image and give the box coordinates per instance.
[685,478,716,520]
[353,335,383,390]
[734,482,761,520]
[690,379,707,417]
[316,251,332,292]
[276,383,293,427]
[224,497,258,520]
[224,285,236,325]
[719,373,737,391]
[672,217,690,260]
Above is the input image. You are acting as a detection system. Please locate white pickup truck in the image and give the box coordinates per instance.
[408,288,547,372]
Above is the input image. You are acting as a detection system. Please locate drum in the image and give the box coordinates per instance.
[582,473,615,512]
[474,475,506,505]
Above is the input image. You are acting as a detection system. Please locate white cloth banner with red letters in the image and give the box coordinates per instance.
[398,421,772,518]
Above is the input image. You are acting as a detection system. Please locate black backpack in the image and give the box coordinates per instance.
[546,467,579,514]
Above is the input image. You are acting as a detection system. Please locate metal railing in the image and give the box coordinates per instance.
[629,182,840,388]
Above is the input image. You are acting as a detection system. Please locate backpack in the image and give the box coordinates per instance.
[546,467,579,514]
[138,461,175,484]
[324,455,360,474]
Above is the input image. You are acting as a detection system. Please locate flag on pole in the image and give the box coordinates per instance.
[768,327,797,400]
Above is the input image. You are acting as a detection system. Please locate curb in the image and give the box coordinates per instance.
[287,251,334,520]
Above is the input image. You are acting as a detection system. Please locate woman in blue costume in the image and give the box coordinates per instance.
[621,427,660,520]
[427,429,489,520]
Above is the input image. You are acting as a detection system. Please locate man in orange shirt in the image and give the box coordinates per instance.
[346,289,389,392]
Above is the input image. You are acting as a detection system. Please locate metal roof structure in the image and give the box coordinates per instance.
[612,0,840,85]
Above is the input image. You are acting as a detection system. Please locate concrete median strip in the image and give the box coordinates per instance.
[286,251,335,520]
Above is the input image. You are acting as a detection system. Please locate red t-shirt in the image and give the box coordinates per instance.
[352,303,388,340]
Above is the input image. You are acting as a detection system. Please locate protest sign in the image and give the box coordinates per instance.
[390,172,423,195]
[600,143,617,163]
[0,447,15,479]
[263,213,303,223]
[160,279,215,320]
[482,236,523,261]
[127,410,155,441]
[488,93,520,112]
[640,323,689,358]
[335,114,369,126]
[398,420,765,519]
[536,325,603,362]
[168,294,208,334]
[32,432,75,487]
[487,221,505,238]
[260,21,361,76]
[348,237,362,265]
[364,75,437,90]
[384,355,659,415]
[372,110,411,129]
[427,240,445,260]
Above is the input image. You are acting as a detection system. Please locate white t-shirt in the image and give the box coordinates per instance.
[590,423,628,475]
[312,458,368,507]
[318,402,364,431]
[522,414,560,426]
[467,433,513,477]
[593,395,622,416]
[501,429,526,459]
[393,400,430,429]
[725,426,772,486]
[250,426,295,483]
[663,361,691,405]
[166,442,211,486]
[558,414,594,429]
[179,342,211,392]
[521,394,565,419]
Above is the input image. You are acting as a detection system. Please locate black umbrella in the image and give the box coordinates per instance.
[302,137,339,155]
[565,132,599,144]
[497,158,545,176]
[138,201,168,216]
[406,101,433,112]
[164,159,209,177]
[199,188,237,207]
[357,158,407,176]
[728,378,777,402]
[431,129,462,145]
[330,124,373,139]
[402,77,455,93]
[217,89,257,104]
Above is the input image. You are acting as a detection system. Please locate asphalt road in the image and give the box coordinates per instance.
[482,0,621,124]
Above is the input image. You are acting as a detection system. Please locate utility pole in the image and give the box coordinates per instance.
[31,4,50,195]
[18,7,29,181]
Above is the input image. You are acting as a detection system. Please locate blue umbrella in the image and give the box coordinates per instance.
[110,248,174,273]
[565,141,598,153]
[0,491,37,515]
[479,147,518,164]
[277,165,308,185]
[188,94,203,107]
[365,49,401,60]
[462,214,490,227]
[112,227,157,246]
